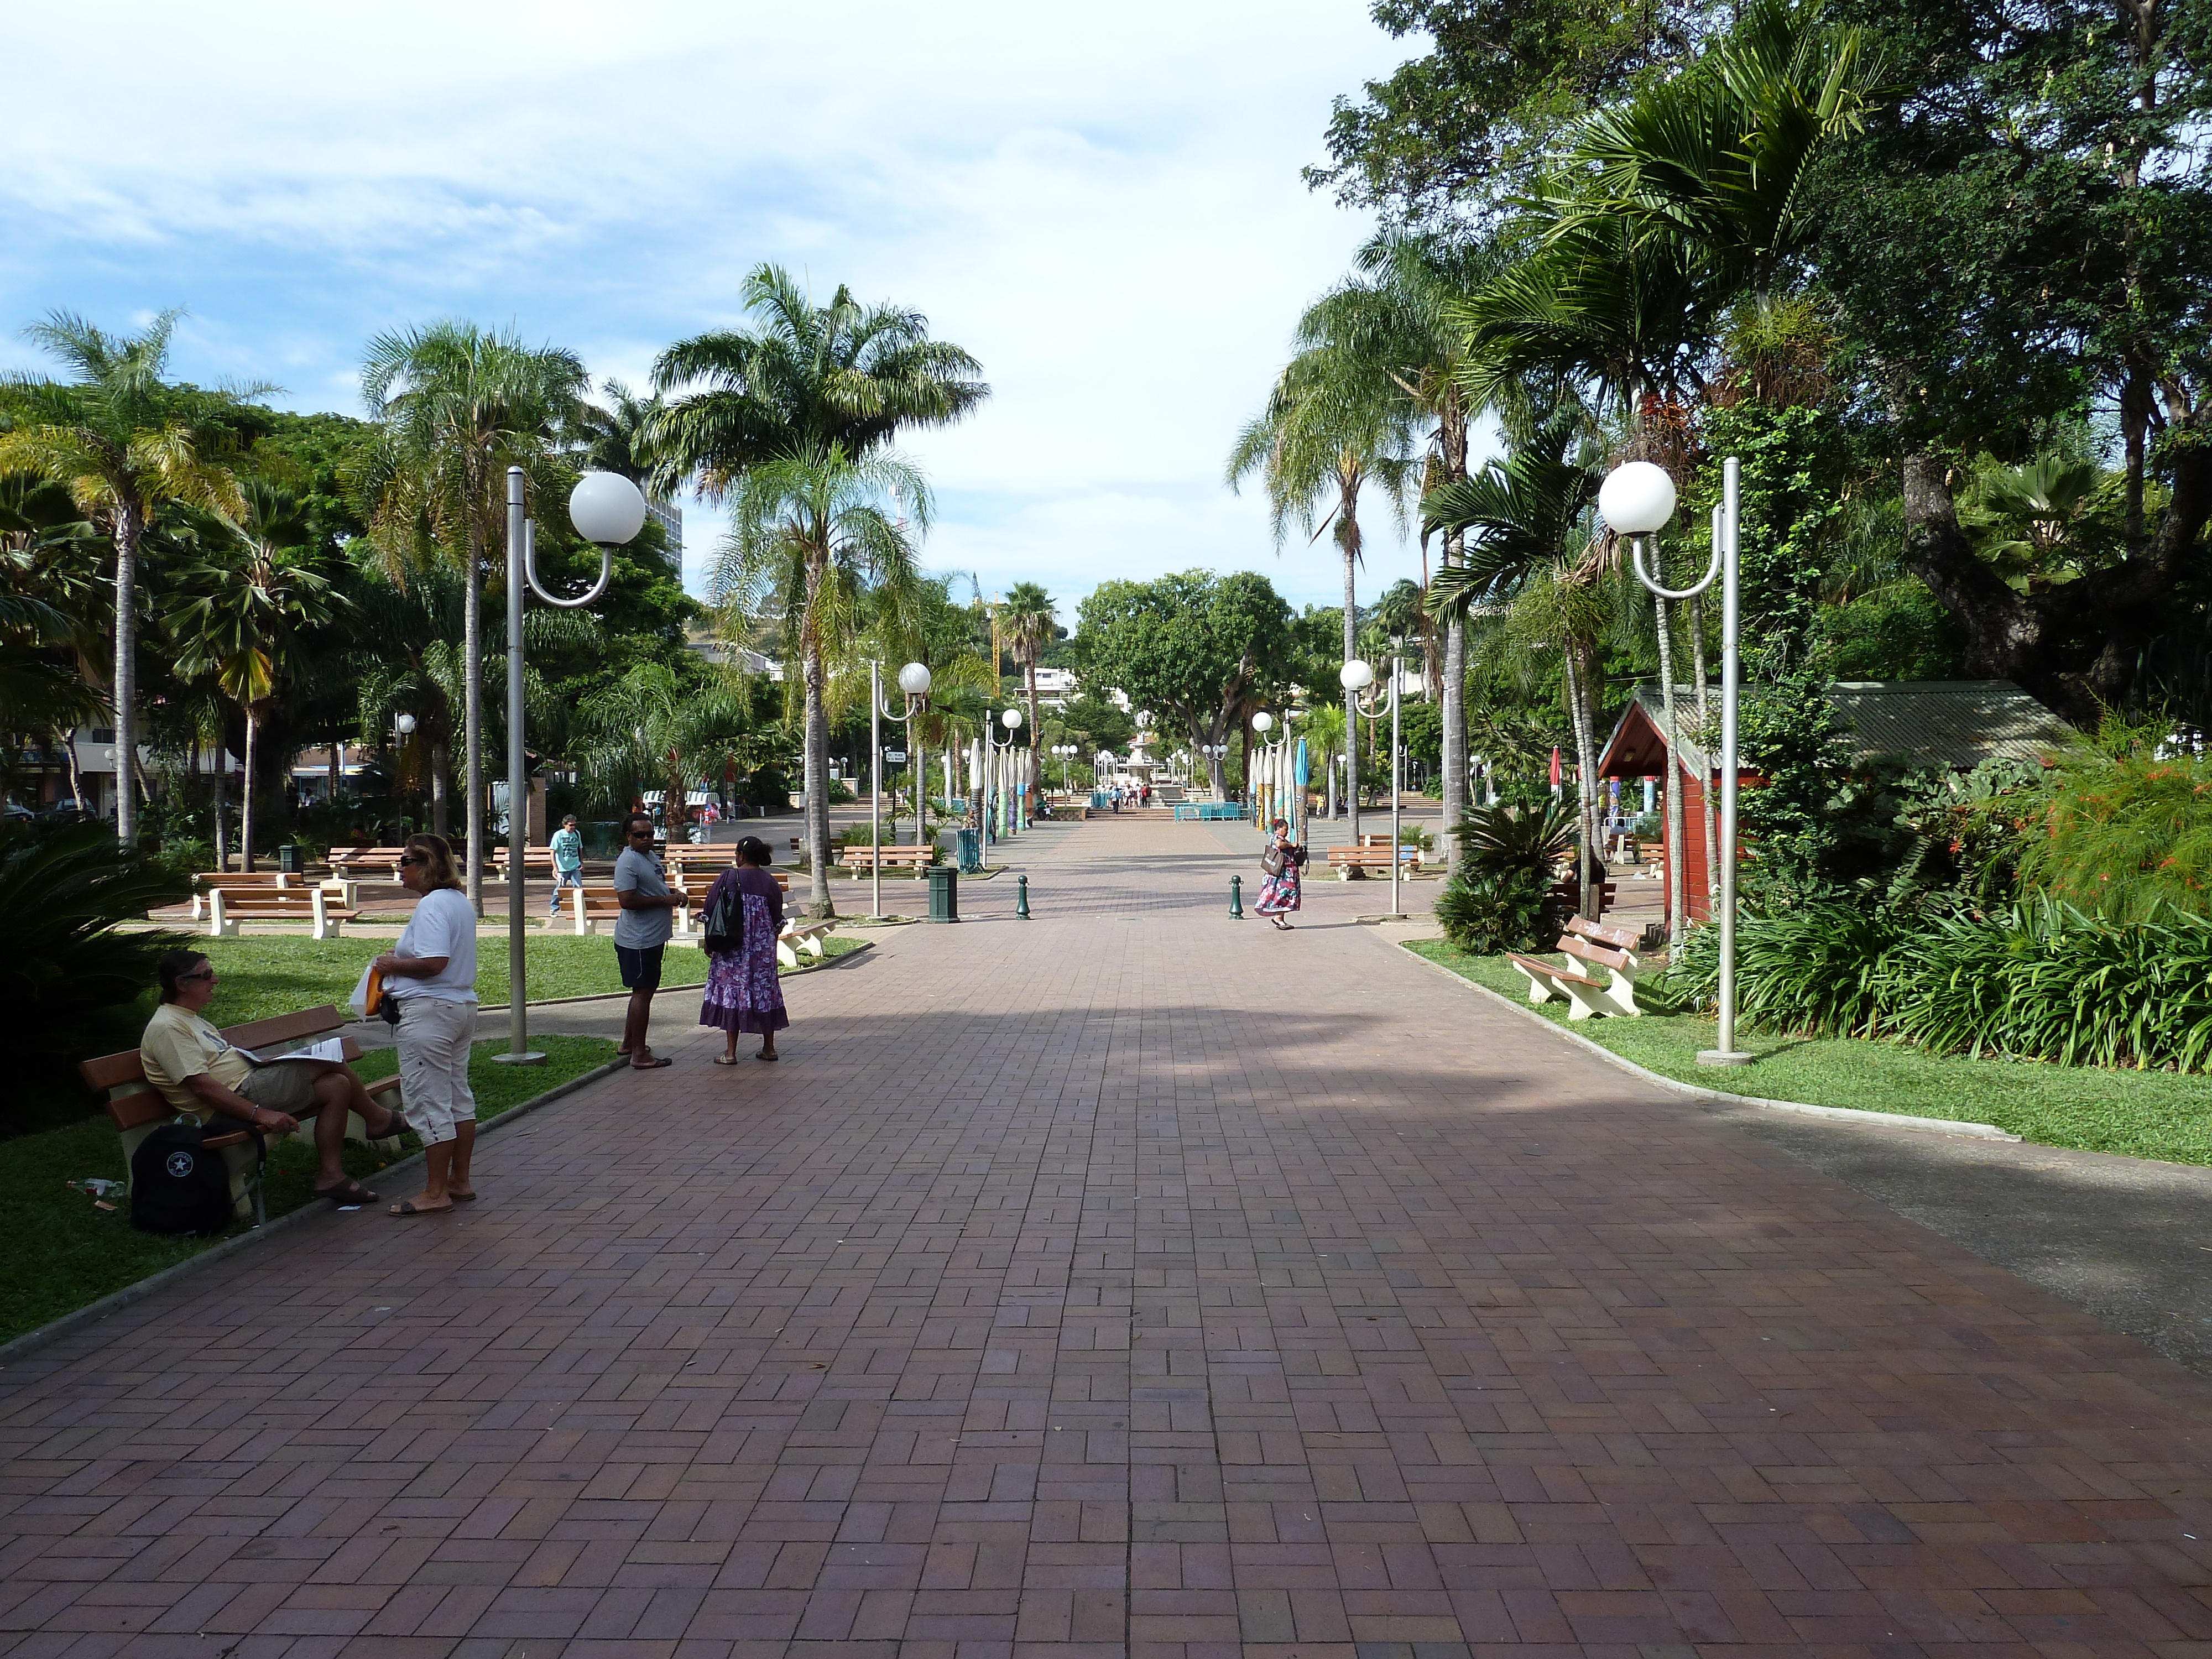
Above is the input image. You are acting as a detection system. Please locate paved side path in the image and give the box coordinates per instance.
[9,819,2212,1659]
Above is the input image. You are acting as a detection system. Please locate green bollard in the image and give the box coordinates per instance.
[1229,874,1244,919]
[1016,873,1031,919]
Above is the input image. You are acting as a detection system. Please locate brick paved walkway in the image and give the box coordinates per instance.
[9,818,2212,1659]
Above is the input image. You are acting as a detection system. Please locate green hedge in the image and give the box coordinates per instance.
[1651,900,2212,1071]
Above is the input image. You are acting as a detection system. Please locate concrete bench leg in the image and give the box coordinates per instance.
[1510,961,1557,1005]
[1597,969,1641,1018]
[207,891,237,938]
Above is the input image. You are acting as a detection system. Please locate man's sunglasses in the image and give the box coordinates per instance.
[178,968,215,982]
[397,853,422,867]
[628,828,655,838]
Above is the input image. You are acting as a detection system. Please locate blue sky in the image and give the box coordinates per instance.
[0,2,1441,622]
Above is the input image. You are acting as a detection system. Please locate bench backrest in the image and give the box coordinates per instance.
[195,870,291,889]
[81,1004,355,1131]
[1564,915,1638,951]
[1558,933,1630,973]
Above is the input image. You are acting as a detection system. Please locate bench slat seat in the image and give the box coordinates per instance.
[206,886,357,940]
[1509,913,1645,1019]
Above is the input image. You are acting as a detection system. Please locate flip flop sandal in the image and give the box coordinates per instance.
[388,1199,451,1216]
[713,1055,742,1066]
[375,1113,413,1139]
[314,1179,377,1209]
[630,1056,673,1070]
[758,1052,779,1062]
[450,1191,478,1202]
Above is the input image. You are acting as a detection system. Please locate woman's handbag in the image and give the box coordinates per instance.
[701,880,743,953]
[1260,845,1287,878]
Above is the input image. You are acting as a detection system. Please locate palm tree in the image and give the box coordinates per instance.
[348,562,468,838]
[163,485,342,870]
[712,444,930,917]
[575,661,753,830]
[1423,413,1610,916]
[354,322,588,911]
[0,310,261,846]
[1299,232,1507,862]
[1000,581,1057,804]
[572,379,665,482]
[650,263,989,495]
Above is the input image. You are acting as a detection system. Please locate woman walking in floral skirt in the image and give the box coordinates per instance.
[700,836,790,1061]
[1254,817,1306,931]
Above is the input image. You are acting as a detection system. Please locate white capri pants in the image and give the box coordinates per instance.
[393,996,477,1146]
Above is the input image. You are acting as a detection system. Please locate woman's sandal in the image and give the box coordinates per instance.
[314,1178,377,1208]
[713,1055,742,1066]
[388,1199,452,1216]
[630,1055,673,1070]
[758,1051,779,1062]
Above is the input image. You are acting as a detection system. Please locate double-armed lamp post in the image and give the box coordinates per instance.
[1602,457,1752,1067]
[497,466,646,1066]
[1340,655,1405,920]
[868,659,932,920]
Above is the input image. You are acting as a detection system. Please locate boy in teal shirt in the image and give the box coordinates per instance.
[549,814,585,916]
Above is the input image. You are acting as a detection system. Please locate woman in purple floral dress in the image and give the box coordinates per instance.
[700,836,789,1062]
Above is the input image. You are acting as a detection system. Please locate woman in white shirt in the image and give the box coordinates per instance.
[373,833,479,1216]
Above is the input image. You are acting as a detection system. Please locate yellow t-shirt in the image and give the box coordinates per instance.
[139,1003,254,1120]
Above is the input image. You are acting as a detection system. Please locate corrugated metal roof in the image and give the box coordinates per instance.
[1605,679,2072,775]
[1828,680,2071,768]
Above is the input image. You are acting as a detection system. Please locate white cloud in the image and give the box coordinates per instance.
[0,0,1438,616]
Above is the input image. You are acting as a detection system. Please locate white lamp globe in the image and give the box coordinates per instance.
[1340,659,1375,692]
[1002,708,1023,730]
[1598,461,1677,535]
[1251,711,1274,733]
[898,661,932,696]
[394,713,417,735]
[570,471,649,546]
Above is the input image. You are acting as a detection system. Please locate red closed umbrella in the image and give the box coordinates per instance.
[1549,745,1563,789]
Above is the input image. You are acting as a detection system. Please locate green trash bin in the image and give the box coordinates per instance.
[956,828,982,873]
[277,844,302,874]
[926,863,959,923]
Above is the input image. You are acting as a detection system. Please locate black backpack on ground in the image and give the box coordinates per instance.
[130,1120,261,1237]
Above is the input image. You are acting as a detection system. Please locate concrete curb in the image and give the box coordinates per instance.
[0,1056,630,1371]
[1384,935,2022,1144]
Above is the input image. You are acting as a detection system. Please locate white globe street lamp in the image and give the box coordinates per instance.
[865,660,936,919]
[1610,455,1750,1067]
[499,467,644,1067]
[1344,658,1407,919]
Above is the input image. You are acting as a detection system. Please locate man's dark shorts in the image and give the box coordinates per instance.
[615,943,665,991]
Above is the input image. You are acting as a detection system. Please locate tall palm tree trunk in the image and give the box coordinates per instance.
[1561,644,1600,919]
[1024,664,1042,813]
[1693,594,1718,911]
[112,504,142,847]
[240,708,258,872]
[430,742,449,837]
[1341,524,1358,827]
[1440,528,1467,870]
[462,531,485,915]
[802,644,834,917]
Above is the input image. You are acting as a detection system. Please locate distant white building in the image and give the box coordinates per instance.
[647,499,682,559]
[1034,666,1078,706]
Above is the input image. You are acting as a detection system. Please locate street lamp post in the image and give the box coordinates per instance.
[1050,744,1078,796]
[1250,711,1288,834]
[1341,657,1405,919]
[1606,457,1751,1067]
[868,660,932,920]
[497,466,644,1066]
[392,712,416,844]
[991,708,1024,836]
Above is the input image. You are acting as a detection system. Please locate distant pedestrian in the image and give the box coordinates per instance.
[613,810,680,1069]
[1255,817,1306,931]
[548,813,585,917]
[1111,786,1123,813]
[700,835,788,1063]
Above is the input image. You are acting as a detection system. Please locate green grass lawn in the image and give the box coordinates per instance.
[1405,938,2212,1167]
[178,930,866,1026]
[0,1034,618,1349]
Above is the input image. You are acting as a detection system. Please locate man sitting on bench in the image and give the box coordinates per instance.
[139,949,408,1209]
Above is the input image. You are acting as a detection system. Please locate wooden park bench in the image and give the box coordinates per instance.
[566,872,790,942]
[204,884,359,940]
[1507,915,1648,1020]
[837,844,936,872]
[777,920,836,968]
[188,869,293,919]
[79,1005,405,1227]
[1548,877,1618,916]
[490,846,559,877]
[329,846,410,882]
[1326,844,1420,878]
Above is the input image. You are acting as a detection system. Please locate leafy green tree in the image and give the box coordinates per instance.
[575,660,752,832]
[163,484,342,869]
[1805,0,2212,722]
[1073,571,1294,796]
[0,309,262,847]
[712,444,928,916]
[354,321,588,909]
[1308,0,1727,227]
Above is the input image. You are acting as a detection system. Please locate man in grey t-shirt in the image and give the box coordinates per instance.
[612,811,680,1068]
